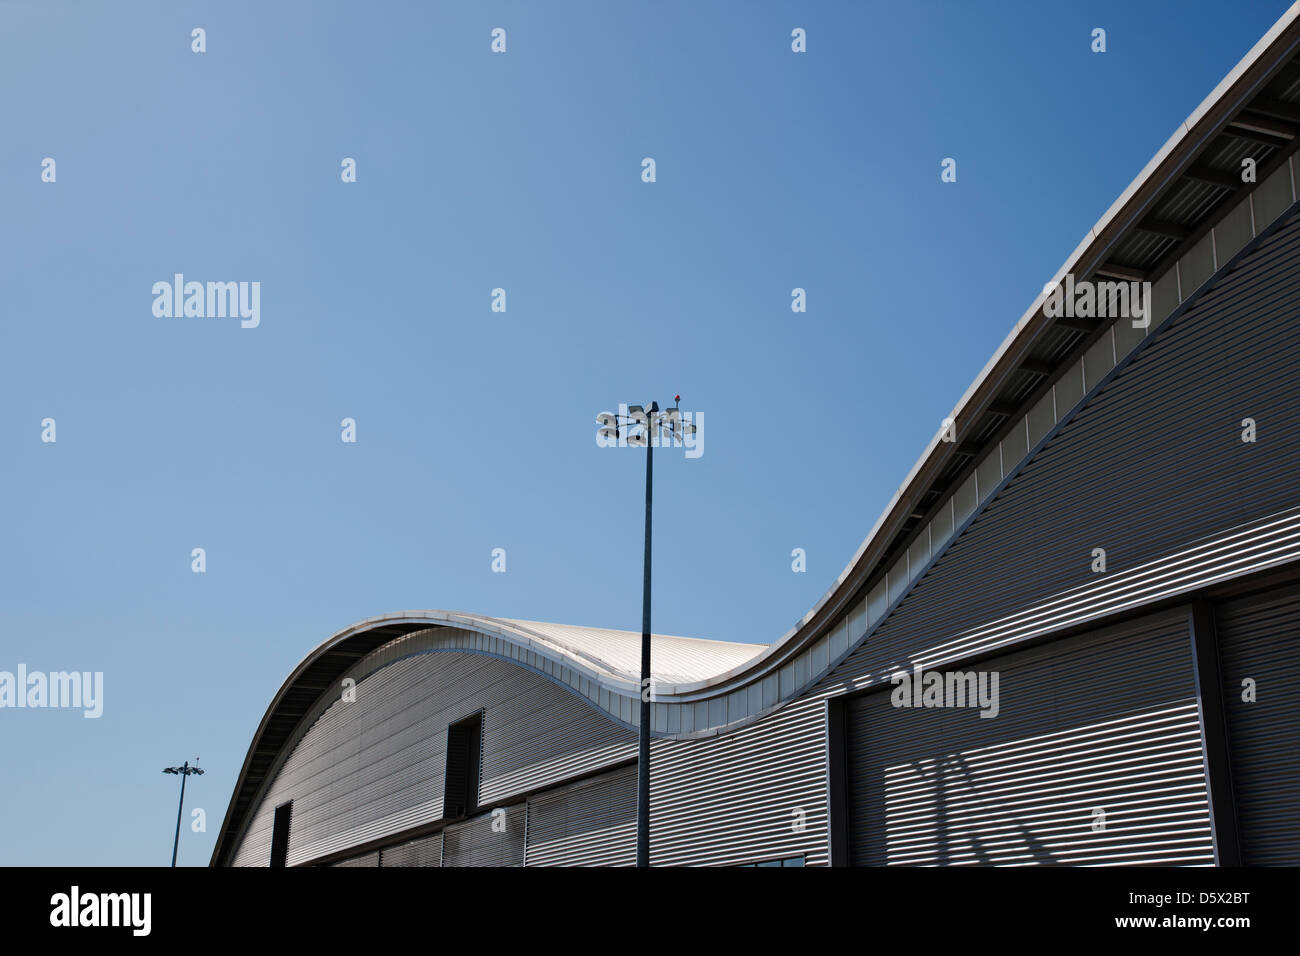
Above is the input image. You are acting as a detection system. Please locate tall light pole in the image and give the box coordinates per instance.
[162,760,204,867]
[598,397,696,867]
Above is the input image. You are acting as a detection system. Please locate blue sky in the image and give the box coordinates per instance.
[0,0,1290,865]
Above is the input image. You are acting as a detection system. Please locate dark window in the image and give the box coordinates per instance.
[443,713,482,819]
[270,801,292,867]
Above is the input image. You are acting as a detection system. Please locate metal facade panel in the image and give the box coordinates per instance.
[845,610,1213,865]
[379,832,443,867]
[525,765,637,866]
[443,804,526,867]
[230,651,633,866]
[1217,587,1300,864]
[647,697,829,866]
[831,506,1300,686]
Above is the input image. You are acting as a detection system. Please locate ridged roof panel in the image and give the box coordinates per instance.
[496,617,767,684]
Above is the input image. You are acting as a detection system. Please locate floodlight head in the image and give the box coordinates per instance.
[647,401,659,414]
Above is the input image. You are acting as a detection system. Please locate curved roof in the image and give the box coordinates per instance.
[493,616,767,684]
[210,611,765,865]
[214,4,1300,866]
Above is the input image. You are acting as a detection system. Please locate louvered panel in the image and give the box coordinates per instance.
[846,611,1213,866]
[525,766,637,866]
[380,832,443,867]
[329,851,379,867]
[1216,587,1300,864]
[648,697,829,866]
[230,650,632,866]
[442,805,525,867]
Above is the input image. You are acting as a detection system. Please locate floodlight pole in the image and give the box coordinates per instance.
[163,760,204,867]
[637,410,653,868]
[600,399,691,867]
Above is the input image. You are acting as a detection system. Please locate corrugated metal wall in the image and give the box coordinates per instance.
[443,804,526,866]
[229,650,633,866]
[525,765,637,866]
[845,610,1212,865]
[1217,586,1300,864]
[648,697,829,866]
[380,831,443,867]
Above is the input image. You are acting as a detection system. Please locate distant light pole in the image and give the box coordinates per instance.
[597,397,696,867]
[162,760,204,867]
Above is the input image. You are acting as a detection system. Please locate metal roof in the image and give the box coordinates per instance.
[209,611,764,865]
[494,617,767,684]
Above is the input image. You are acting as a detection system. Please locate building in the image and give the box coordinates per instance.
[212,7,1300,867]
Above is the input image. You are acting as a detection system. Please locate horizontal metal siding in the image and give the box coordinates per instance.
[525,766,637,866]
[379,832,443,867]
[230,650,633,866]
[819,209,1300,698]
[648,697,829,866]
[329,851,379,867]
[442,804,526,867]
[847,610,1213,866]
[834,507,1300,685]
[479,679,636,804]
[1217,587,1300,864]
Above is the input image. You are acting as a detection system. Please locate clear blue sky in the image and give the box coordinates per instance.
[0,0,1289,865]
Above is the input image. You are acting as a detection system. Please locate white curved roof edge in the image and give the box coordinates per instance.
[306,610,768,695]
